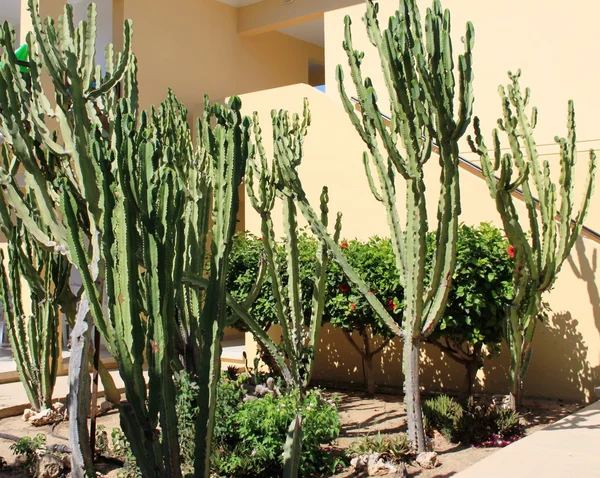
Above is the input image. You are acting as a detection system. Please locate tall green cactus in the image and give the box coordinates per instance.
[183,100,341,477]
[468,72,596,411]
[0,2,252,476]
[0,219,70,412]
[272,0,474,452]
[247,102,341,477]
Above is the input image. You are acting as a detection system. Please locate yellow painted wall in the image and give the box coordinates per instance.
[119,0,324,116]
[240,84,600,402]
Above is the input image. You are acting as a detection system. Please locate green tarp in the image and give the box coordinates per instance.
[0,44,29,73]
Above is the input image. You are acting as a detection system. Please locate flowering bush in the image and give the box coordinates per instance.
[227,223,513,395]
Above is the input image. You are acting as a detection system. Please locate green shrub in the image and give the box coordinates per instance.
[10,433,46,474]
[424,397,524,446]
[422,395,463,441]
[347,432,412,463]
[492,408,524,441]
[212,385,341,477]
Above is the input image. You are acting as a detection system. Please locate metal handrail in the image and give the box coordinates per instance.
[350,97,600,243]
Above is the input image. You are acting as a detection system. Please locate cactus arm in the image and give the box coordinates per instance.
[305,192,343,388]
[279,170,402,338]
[0,174,56,250]
[87,20,133,99]
[362,152,384,202]
[225,252,268,327]
[282,197,304,354]
[453,22,475,138]
[282,415,303,478]
[421,154,459,336]
[0,249,40,410]
[27,0,69,97]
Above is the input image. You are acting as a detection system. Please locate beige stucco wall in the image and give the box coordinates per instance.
[121,0,324,116]
[239,83,600,402]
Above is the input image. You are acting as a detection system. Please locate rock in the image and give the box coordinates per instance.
[242,394,257,402]
[266,377,281,396]
[36,454,65,478]
[416,451,438,469]
[52,401,66,414]
[22,408,35,422]
[99,400,114,415]
[350,453,405,476]
[492,394,510,409]
[29,408,60,426]
[254,384,274,397]
[241,383,255,393]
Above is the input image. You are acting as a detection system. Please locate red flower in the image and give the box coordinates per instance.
[387,299,396,311]
[370,289,376,295]
[507,245,515,259]
[340,241,349,249]
[258,237,263,242]
[338,283,350,293]
[350,303,356,311]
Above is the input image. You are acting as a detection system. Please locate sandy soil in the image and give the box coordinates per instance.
[0,391,584,477]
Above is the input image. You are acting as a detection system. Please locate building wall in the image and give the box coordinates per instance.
[240,84,600,402]
[120,0,324,116]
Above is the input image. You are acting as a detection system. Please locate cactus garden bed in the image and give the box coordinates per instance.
[0,388,583,477]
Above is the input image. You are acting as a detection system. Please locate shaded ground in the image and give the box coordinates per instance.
[0,391,584,477]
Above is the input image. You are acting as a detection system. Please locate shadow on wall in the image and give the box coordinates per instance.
[568,238,600,336]
[312,324,508,397]
[311,316,598,402]
[525,312,599,402]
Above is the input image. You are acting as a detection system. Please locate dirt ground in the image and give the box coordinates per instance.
[332,391,583,477]
[0,391,584,477]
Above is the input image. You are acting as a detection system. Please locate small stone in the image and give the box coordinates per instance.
[254,384,274,396]
[242,394,257,402]
[29,408,60,426]
[99,400,114,414]
[36,454,64,478]
[52,401,66,414]
[22,408,35,422]
[367,453,402,476]
[416,451,438,469]
[350,454,369,472]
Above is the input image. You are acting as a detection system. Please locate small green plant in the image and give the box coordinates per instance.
[492,408,524,442]
[422,395,463,441]
[347,432,413,463]
[94,425,110,457]
[10,433,46,474]
[110,428,142,478]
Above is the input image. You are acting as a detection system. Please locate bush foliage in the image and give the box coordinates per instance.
[227,223,513,391]
[423,395,524,446]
